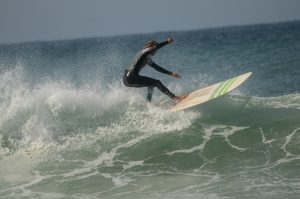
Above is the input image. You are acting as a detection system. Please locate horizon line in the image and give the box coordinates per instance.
[1,19,299,46]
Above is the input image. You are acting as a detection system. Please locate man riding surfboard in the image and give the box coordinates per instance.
[123,37,186,102]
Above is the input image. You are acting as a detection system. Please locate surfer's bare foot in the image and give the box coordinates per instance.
[173,96,181,101]
[173,94,188,103]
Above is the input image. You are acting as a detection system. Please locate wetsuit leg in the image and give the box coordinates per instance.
[146,87,154,102]
[155,80,176,99]
[123,74,175,99]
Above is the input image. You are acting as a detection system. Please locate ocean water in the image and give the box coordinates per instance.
[0,21,300,199]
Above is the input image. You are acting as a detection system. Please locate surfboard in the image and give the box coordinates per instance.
[170,72,252,112]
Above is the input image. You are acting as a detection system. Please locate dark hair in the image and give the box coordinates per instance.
[144,40,158,48]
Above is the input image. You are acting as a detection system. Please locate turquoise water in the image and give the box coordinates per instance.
[0,21,300,199]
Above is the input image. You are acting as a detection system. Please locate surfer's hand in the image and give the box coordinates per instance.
[167,37,174,44]
[171,72,181,78]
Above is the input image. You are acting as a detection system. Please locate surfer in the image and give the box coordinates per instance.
[123,37,185,102]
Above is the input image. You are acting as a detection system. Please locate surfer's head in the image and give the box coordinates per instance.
[144,40,157,49]
[144,40,158,55]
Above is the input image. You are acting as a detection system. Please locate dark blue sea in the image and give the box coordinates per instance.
[0,21,300,199]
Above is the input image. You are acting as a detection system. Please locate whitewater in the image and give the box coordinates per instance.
[0,21,300,199]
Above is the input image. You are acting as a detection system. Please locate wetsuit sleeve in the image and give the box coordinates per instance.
[148,59,172,75]
[148,41,169,53]
[155,41,169,50]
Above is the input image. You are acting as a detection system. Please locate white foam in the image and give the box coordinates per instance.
[0,153,34,183]
[123,160,144,170]
[247,94,300,109]
[266,127,300,169]
[167,125,249,156]
[280,127,300,155]
[0,66,202,198]
[213,125,249,151]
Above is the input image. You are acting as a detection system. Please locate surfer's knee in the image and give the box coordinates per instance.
[154,80,162,87]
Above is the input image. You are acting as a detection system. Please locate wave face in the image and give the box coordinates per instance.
[1,21,300,199]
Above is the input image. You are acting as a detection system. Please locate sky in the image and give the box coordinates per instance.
[1,0,300,44]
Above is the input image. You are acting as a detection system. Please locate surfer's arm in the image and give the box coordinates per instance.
[149,37,173,52]
[155,41,169,50]
[148,60,172,75]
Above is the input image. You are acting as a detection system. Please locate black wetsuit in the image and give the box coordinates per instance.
[123,41,176,100]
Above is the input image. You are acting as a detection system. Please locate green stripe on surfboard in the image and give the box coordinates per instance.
[209,77,237,99]
[209,80,229,99]
[219,77,237,95]
[213,79,233,98]
[210,81,226,100]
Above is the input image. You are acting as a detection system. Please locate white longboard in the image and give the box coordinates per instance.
[170,72,252,112]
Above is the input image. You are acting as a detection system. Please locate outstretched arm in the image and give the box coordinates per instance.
[155,41,169,50]
[148,60,181,78]
[147,37,181,78]
[149,37,174,52]
[148,60,172,75]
